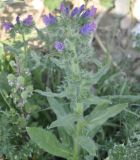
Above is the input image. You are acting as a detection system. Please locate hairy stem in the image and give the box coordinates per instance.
[73,119,82,160]
[21,32,27,55]
[73,102,84,160]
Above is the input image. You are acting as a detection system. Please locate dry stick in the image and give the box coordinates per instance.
[94,2,119,69]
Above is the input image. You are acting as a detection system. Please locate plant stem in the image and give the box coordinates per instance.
[21,32,27,54]
[66,40,83,160]
[73,103,83,160]
[73,120,81,160]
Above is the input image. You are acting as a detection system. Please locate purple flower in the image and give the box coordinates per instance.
[90,6,97,17]
[16,16,20,24]
[3,22,13,31]
[23,15,33,26]
[65,6,70,15]
[54,41,64,52]
[81,9,91,18]
[60,3,70,15]
[79,4,85,14]
[80,22,96,35]
[60,3,65,12]
[43,14,56,26]
[43,15,50,25]
[71,7,79,17]
[82,6,97,18]
[48,14,56,25]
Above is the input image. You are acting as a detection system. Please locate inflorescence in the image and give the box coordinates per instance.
[3,3,97,52]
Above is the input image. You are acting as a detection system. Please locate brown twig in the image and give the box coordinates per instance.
[94,2,120,69]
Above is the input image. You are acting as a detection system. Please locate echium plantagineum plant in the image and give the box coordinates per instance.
[26,3,128,160]
[1,15,46,159]
[3,15,34,117]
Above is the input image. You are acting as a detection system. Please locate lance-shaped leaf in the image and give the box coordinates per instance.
[47,97,69,118]
[27,127,71,159]
[49,113,77,129]
[35,89,66,98]
[86,103,128,135]
[78,136,97,156]
[92,53,111,85]
[103,95,140,103]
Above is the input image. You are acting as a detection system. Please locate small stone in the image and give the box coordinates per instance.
[134,67,140,76]
[113,0,130,16]
[120,15,132,30]
[133,0,140,21]
[121,37,128,48]
[131,23,140,35]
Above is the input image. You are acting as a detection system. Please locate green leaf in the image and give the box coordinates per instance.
[0,72,10,91]
[103,95,140,103]
[92,53,111,85]
[47,97,68,118]
[84,96,111,107]
[25,104,39,113]
[86,103,109,121]
[49,114,77,129]
[2,43,19,55]
[78,136,97,156]
[0,42,4,60]
[35,89,66,98]
[87,103,128,135]
[27,127,71,159]
[44,0,63,11]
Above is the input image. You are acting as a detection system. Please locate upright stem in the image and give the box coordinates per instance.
[21,32,27,55]
[73,102,84,160]
[73,120,81,160]
[65,40,83,160]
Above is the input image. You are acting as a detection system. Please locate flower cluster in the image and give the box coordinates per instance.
[3,15,33,31]
[3,22,13,31]
[60,3,97,18]
[60,3,70,15]
[54,41,65,52]
[3,3,97,52]
[23,15,33,26]
[80,22,96,35]
[60,3,97,35]
[41,3,97,52]
[43,14,56,26]
[81,6,97,18]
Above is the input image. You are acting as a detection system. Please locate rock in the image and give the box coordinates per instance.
[133,0,140,21]
[120,15,132,30]
[121,37,128,48]
[113,0,130,16]
[134,67,140,77]
[131,23,140,35]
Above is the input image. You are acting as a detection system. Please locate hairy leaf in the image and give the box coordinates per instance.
[27,127,71,159]
[92,53,111,85]
[35,89,66,98]
[78,136,97,156]
[87,103,128,135]
[49,114,77,129]
[47,97,68,118]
